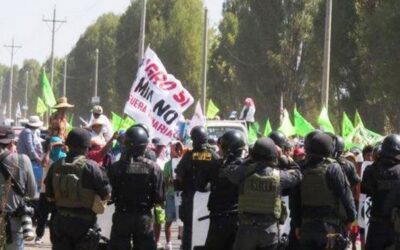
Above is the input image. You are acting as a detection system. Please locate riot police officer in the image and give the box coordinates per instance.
[295,132,356,250]
[175,126,219,250]
[362,134,400,249]
[333,135,361,187]
[200,130,246,250]
[45,128,111,249]
[223,137,302,250]
[108,124,164,250]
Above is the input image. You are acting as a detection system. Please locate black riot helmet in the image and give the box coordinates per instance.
[250,137,278,161]
[334,135,345,157]
[304,130,322,153]
[125,124,149,149]
[306,132,335,158]
[381,134,400,160]
[269,131,289,149]
[190,126,208,145]
[220,130,246,157]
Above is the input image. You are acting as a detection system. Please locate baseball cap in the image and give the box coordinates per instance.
[0,126,15,144]
[92,105,103,115]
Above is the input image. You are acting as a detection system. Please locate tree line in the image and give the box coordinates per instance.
[1,0,399,133]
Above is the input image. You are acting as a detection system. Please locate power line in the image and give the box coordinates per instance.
[43,7,67,88]
[3,38,22,119]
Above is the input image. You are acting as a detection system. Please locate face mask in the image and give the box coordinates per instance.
[50,147,66,162]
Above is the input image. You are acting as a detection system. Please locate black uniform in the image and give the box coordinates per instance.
[293,158,356,250]
[45,154,111,250]
[198,156,242,250]
[175,145,219,250]
[362,158,400,249]
[108,156,164,250]
[337,156,361,187]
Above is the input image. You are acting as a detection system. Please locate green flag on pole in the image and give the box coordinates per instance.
[206,99,220,119]
[111,112,123,131]
[263,119,272,136]
[36,97,47,115]
[342,112,354,139]
[248,122,260,144]
[40,69,56,107]
[318,107,335,134]
[122,116,136,130]
[67,114,74,133]
[293,108,314,137]
[278,109,296,137]
[354,110,364,128]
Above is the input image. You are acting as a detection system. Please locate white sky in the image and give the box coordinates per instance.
[0,0,224,66]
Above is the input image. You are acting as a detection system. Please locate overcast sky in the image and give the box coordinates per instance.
[0,0,224,66]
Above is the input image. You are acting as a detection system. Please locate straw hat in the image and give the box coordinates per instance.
[27,116,44,128]
[90,117,105,127]
[53,97,74,109]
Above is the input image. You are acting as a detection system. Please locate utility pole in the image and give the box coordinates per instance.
[321,0,332,110]
[3,38,22,119]
[43,7,67,87]
[138,0,147,66]
[92,49,100,105]
[201,8,209,114]
[23,71,29,118]
[0,76,3,105]
[63,56,67,96]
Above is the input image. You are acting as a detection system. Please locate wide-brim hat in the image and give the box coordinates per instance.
[0,126,15,144]
[27,116,44,128]
[53,97,74,109]
[90,118,105,127]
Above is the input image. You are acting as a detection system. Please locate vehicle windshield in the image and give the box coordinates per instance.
[207,126,245,140]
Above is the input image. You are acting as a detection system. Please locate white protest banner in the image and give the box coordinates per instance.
[124,47,194,145]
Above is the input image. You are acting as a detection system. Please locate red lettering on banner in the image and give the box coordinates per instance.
[173,91,191,107]
[129,95,147,113]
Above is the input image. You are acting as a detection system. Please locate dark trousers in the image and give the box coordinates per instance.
[36,193,55,238]
[233,224,279,250]
[366,220,396,250]
[52,213,95,250]
[204,215,238,250]
[300,220,345,250]
[108,211,156,250]
[288,219,300,250]
[180,198,193,250]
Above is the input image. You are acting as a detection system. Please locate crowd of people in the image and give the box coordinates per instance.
[0,95,399,250]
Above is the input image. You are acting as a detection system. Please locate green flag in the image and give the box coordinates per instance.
[342,112,354,139]
[263,119,272,137]
[67,114,74,133]
[206,99,220,119]
[122,116,136,130]
[40,69,56,107]
[36,97,47,115]
[111,112,123,131]
[354,110,364,128]
[248,122,260,144]
[318,107,335,134]
[278,109,296,137]
[293,108,314,137]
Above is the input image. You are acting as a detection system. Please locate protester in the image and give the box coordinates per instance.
[17,116,44,192]
[163,141,184,250]
[0,126,37,250]
[151,138,168,249]
[89,105,113,141]
[89,118,106,145]
[239,97,256,127]
[35,136,66,245]
[48,97,74,140]
[87,132,118,166]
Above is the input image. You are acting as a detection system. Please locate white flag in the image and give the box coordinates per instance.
[15,102,21,119]
[188,101,206,133]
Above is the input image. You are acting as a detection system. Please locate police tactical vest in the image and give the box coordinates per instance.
[238,167,281,218]
[118,157,154,208]
[301,159,338,214]
[52,156,95,209]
